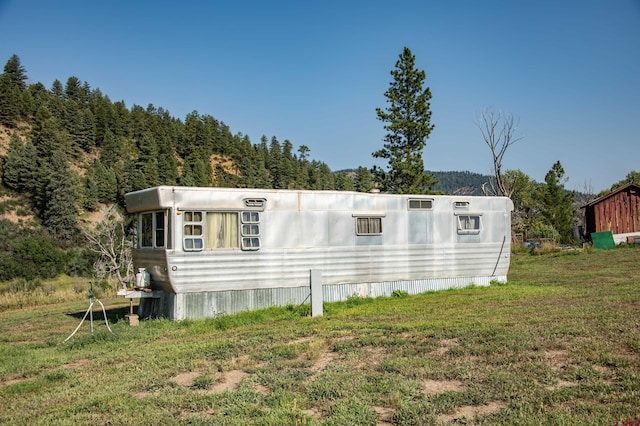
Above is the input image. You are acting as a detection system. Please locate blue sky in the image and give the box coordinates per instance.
[1,0,638,193]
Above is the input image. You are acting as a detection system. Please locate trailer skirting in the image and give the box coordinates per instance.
[139,275,507,321]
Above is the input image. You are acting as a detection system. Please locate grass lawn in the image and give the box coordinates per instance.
[0,246,638,425]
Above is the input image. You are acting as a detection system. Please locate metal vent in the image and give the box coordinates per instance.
[408,199,433,210]
[243,198,266,208]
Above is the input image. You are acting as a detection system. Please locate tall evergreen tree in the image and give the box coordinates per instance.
[64,76,84,102]
[354,166,375,192]
[100,129,123,168]
[0,76,21,127]
[268,136,284,188]
[136,132,160,188]
[51,79,64,98]
[539,161,574,243]
[2,133,24,190]
[157,134,179,185]
[42,149,79,241]
[0,55,27,127]
[3,54,27,89]
[372,47,437,194]
[335,172,355,191]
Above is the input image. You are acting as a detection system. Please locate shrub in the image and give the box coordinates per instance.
[10,235,67,280]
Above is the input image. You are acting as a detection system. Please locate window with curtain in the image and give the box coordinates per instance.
[356,217,383,235]
[206,212,239,249]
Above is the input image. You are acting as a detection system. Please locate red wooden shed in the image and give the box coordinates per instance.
[583,182,640,243]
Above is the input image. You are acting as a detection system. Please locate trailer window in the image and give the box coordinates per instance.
[241,211,260,250]
[155,211,165,247]
[205,212,239,249]
[457,214,481,235]
[183,211,204,251]
[356,217,382,235]
[140,211,167,248]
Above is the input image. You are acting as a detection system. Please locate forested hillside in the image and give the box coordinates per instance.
[430,171,492,195]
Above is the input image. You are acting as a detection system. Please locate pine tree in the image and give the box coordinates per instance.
[157,134,179,185]
[42,149,79,241]
[0,76,21,127]
[100,130,122,168]
[0,55,27,127]
[335,172,355,191]
[136,132,160,188]
[372,47,437,194]
[539,161,574,243]
[3,54,28,89]
[2,133,24,190]
[354,166,375,192]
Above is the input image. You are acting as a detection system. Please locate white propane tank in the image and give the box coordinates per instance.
[135,268,150,288]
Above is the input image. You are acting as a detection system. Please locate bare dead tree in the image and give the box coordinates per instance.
[476,108,523,197]
[82,205,134,290]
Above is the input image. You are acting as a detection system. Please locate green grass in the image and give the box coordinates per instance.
[0,247,639,425]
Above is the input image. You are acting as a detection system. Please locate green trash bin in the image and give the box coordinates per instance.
[591,231,615,249]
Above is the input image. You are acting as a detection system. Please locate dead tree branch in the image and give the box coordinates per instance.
[476,108,523,197]
[82,205,134,290]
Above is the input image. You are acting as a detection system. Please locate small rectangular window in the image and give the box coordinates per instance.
[454,201,470,208]
[356,217,383,235]
[242,224,260,236]
[408,199,433,210]
[457,214,481,235]
[242,237,260,250]
[242,211,260,223]
[183,211,205,251]
[138,211,169,249]
[240,211,260,250]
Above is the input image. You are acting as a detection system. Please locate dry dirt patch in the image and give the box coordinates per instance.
[372,405,394,425]
[421,379,464,395]
[211,369,247,392]
[309,350,337,374]
[0,377,27,388]
[170,371,201,387]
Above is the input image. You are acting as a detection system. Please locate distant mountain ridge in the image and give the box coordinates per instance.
[429,170,492,195]
[334,169,493,195]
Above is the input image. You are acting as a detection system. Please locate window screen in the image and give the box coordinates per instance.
[457,214,481,235]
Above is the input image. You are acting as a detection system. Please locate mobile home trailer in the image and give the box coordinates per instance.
[124,186,513,320]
